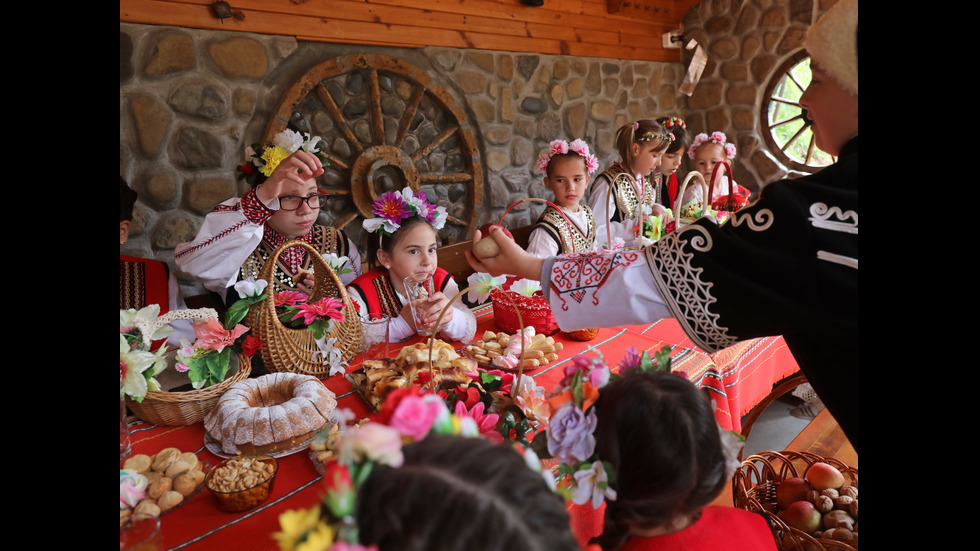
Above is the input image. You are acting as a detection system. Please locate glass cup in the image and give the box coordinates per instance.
[360,313,391,363]
[403,273,436,336]
[120,376,132,463]
[120,512,162,551]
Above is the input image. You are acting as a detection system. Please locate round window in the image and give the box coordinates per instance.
[761,50,835,172]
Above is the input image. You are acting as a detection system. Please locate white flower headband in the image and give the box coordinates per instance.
[362,186,448,237]
[238,129,328,187]
[537,139,599,174]
[688,131,737,160]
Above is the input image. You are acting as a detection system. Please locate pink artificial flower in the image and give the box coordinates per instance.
[387,393,446,441]
[453,400,502,443]
[710,131,727,144]
[175,363,189,373]
[568,139,590,156]
[192,318,249,353]
[514,388,551,429]
[274,290,308,308]
[465,368,514,394]
[341,422,404,467]
[549,139,569,156]
[585,154,599,174]
[536,153,551,173]
[725,143,737,159]
[290,297,345,326]
[329,544,379,551]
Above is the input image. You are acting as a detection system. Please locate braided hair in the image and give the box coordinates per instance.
[590,370,729,551]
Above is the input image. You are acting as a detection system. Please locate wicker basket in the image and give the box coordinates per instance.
[127,353,252,426]
[245,240,362,378]
[673,170,709,229]
[733,450,859,550]
[708,160,748,213]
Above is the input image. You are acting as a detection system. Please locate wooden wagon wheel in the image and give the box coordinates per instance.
[263,53,484,252]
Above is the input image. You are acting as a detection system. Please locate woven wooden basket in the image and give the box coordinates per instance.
[673,171,708,229]
[245,240,362,378]
[127,354,252,426]
[733,450,859,550]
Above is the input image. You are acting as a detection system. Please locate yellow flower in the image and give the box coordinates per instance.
[261,145,290,177]
[274,505,335,551]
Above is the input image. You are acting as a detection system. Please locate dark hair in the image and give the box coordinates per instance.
[614,119,671,174]
[370,215,437,270]
[545,152,589,178]
[357,435,580,551]
[120,177,138,223]
[656,117,691,155]
[591,371,728,551]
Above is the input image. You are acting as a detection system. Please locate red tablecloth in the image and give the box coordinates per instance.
[123,305,798,550]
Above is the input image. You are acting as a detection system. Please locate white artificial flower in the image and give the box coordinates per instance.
[322,253,352,274]
[466,272,506,304]
[272,129,304,154]
[570,461,618,508]
[234,276,268,299]
[509,278,541,297]
[313,335,348,377]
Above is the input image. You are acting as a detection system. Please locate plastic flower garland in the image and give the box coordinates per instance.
[536,139,600,174]
[688,131,737,160]
[274,386,550,551]
[238,129,330,187]
[362,187,447,237]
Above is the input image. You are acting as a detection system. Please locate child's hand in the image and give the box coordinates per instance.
[465,226,545,281]
[295,274,315,296]
[649,203,672,220]
[422,292,454,330]
[255,150,326,206]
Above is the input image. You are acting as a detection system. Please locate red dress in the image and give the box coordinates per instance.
[618,506,777,551]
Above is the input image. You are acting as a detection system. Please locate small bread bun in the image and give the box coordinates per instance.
[293,268,314,286]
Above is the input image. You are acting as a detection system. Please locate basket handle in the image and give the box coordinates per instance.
[673,171,707,220]
[498,198,577,254]
[428,284,526,398]
[708,160,736,212]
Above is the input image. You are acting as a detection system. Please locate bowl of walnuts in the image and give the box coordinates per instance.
[204,454,278,512]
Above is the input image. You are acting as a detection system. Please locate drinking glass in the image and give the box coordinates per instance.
[360,313,391,362]
[403,273,436,336]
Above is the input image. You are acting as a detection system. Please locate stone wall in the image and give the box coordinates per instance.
[120,22,686,298]
[679,0,834,189]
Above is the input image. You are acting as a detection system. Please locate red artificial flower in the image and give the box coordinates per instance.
[241,335,263,357]
[240,163,253,174]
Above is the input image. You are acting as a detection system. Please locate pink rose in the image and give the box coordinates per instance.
[387,394,447,441]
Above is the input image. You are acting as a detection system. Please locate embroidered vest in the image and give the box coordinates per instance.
[239,225,349,295]
[598,163,655,222]
[120,255,170,313]
[350,268,451,319]
[532,205,596,254]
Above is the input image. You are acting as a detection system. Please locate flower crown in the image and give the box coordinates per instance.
[688,131,737,160]
[632,121,674,144]
[275,386,551,551]
[660,116,686,131]
[362,187,447,237]
[237,129,330,187]
[536,139,600,174]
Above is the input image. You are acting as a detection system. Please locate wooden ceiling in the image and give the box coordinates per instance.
[121,0,703,62]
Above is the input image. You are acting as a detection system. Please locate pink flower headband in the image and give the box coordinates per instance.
[688,131,737,160]
[537,139,599,174]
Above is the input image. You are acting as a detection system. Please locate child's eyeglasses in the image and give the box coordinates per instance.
[279,194,329,211]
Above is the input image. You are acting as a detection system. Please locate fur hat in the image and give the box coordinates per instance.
[804,0,858,95]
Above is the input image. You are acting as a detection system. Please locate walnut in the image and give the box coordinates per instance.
[822,510,855,531]
[839,485,858,499]
[848,499,858,519]
[820,488,839,500]
[835,495,854,509]
[815,495,834,513]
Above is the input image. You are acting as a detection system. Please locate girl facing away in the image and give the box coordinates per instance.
[590,370,778,551]
[346,188,477,343]
[587,120,673,249]
[525,139,601,258]
[175,130,362,307]
[651,117,691,211]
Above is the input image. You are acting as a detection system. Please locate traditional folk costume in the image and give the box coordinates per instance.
[588,162,656,248]
[617,507,778,551]
[347,267,476,343]
[526,204,597,258]
[174,187,362,307]
[652,172,679,210]
[542,137,859,450]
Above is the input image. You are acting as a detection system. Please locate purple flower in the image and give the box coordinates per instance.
[618,346,641,373]
[546,403,597,465]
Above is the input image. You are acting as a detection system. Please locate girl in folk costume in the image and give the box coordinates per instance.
[587,120,673,248]
[175,130,362,308]
[680,131,744,207]
[467,0,859,451]
[526,139,601,258]
[346,188,476,343]
[651,117,691,210]
[589,370,777,551]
